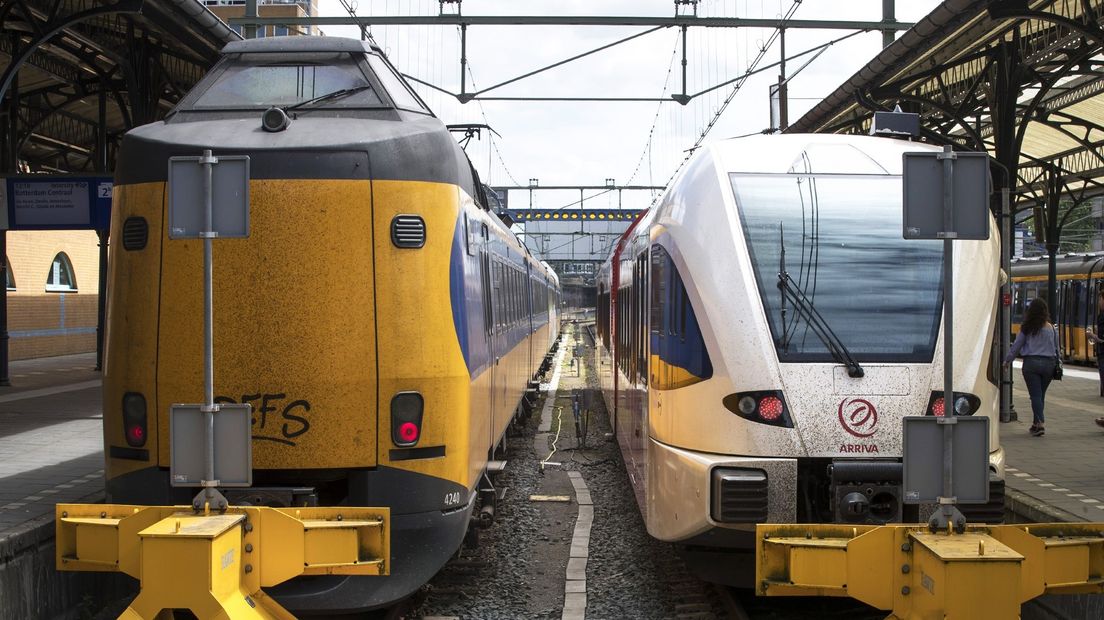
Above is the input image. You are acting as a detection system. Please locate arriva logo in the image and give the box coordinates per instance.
[838,397,878,438]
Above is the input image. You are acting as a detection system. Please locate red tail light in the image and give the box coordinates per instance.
[397,422,419,444]
[723,391,792,428]
[122,392,147,448]
[758,396,784,421]
[925,391,980,417]
[391,392,424,447]
[931,397,946,417]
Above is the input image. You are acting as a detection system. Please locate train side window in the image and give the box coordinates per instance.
[494,262,503,330]
[650,246,666,335]
[481,253,492,336]
[679,282,688,342]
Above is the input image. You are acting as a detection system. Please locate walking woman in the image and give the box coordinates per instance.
[1003,298,1059,437]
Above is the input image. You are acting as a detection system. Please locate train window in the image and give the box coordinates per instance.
[189,53,384,110]
[650,246,667,334]
[5,257,13,291]
[493,262,503,329]
[365,54,429,113]
[733,172,942,363]
[45,253,77,292]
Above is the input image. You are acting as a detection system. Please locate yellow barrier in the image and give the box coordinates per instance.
[757,523,1104,619]
[56,504,390,619]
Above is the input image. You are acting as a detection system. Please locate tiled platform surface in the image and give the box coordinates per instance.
[0,352,103,534]
[1003,361,1104,521]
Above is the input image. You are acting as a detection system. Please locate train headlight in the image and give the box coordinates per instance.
[925,391,980,417]
[261,106,291,132]
[391,391,424,447]
[122,392,147,447]
[954,396,972,416]
[723,391,793,428]
[737,396,757,415]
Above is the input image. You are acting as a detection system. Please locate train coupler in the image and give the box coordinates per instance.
[757,522,1104,619]
[56,503,390,619]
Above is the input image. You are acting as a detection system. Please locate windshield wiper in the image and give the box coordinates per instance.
[284,85,373,112]
[776,223,864,378]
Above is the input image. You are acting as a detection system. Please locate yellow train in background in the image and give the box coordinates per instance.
[102,36,559,613]
[1010,254,1103,365]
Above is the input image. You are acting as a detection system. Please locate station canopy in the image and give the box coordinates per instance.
[1,0,239,173]
[790,0,1104,204]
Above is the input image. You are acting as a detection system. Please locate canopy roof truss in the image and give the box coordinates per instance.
[791,0,1104,223]
[0,0,237,173]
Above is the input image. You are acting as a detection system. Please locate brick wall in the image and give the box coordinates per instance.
[6,230,101,360]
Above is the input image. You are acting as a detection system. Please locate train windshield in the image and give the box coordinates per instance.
[732,172,944,363]
[188,52,384,110]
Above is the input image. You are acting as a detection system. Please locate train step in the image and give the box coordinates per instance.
[487,460,507,474]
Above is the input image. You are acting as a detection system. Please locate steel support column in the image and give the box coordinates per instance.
[881,0,895,48]
[244,0,257,39]
[95,80,107,371]
[0,32,15,386]
[1043,165,1062,315]
[991,40,1021,423]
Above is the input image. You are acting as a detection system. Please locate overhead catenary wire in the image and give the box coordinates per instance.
[659,0,804,193]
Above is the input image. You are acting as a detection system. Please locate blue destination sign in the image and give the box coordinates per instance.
[0,176,112,231]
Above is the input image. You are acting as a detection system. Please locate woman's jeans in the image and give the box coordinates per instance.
[1021,356,1055,426]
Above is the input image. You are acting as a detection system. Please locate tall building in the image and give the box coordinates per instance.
[203,0,319,37]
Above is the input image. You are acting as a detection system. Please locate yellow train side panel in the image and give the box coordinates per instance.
[372,180,473,490]
[103,183,164,482]
[155,179,378,470]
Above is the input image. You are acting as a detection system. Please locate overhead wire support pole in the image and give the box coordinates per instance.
[677,25,689,105]
[882,0,896,48]
[244,0,257,39]
[778,28,788,130]
[459,23,468,102]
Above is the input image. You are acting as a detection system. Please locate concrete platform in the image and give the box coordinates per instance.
[1003,360,1104,522]
[0,352,132,620]
[0,352,104,534]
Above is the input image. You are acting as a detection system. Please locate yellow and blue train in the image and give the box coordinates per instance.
[1010,254,1104,364]
[102,36,559,612]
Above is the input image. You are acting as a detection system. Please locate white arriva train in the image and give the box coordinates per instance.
[595,133,1004,583]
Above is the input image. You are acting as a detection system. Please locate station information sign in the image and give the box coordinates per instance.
[0,175,112,230]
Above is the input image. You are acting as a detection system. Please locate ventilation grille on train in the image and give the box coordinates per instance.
[958,474,1006,524]
[122,217,148,251]
[711,468,769,523]
[391,215,426,248]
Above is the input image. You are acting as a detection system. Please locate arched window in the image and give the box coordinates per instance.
[45,253,76,292]
[5,257,13,291]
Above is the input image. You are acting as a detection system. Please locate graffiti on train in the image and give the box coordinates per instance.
[215,393,312,446]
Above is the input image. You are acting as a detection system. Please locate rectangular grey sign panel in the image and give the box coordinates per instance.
[902,416,989,504]
[170,403,253,487]
[902,151,990,240]
[168,155,250,239]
